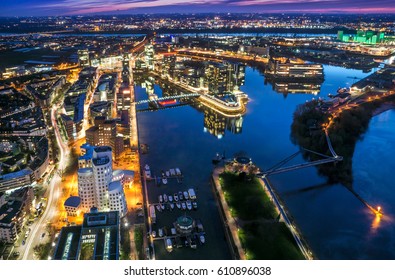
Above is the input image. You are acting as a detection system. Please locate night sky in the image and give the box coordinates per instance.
[1,0,395,16]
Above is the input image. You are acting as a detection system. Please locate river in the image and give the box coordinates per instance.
[135,63,395,259]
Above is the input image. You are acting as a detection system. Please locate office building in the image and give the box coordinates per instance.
[78,49,90,67]
[145,44,155,70]
[53,208,120,260]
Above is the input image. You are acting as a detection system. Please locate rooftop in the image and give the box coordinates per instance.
[0,199,22,225]
[52,226,82,260]
[64,196,81,208]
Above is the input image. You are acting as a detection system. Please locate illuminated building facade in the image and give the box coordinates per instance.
[77,145,127,217]
[337,30,385,45]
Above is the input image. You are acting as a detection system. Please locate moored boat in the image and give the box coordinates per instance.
[144,164,151,178]
[186,200,192,210]
[165,238,173,252]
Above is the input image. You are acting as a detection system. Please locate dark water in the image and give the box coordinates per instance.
[136,64,395,260]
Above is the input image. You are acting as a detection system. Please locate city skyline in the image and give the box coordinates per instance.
[1,0,395,17]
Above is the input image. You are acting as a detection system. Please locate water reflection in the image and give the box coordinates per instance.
[135,65,395,259]
[201,107,243,139]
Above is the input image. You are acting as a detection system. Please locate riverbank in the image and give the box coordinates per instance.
[212,167,304,260]
[372,102,395,116]
[291,92,395,187]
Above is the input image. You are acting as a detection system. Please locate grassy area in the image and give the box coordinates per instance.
[33,242,52,260]
[219,172,304,260]
[220,172,277,220]
[134,226,144,260]
[79,243,94,260]
[239,223,304,260]
[120,226,131,260]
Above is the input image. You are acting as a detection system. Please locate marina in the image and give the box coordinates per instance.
[141,162,213,258]
[136,64,395,260]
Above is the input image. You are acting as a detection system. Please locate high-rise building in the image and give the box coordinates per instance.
[77,145,127,217]
[86,117,125,159]
[78,49,90,67]
[205,63,228,95]
[122,53,131,84]
[227,62,246,92]
[117,86,131,112]
[204,62,245,95]
[144,44,155,70]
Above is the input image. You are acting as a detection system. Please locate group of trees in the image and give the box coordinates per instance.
[291,97,394,187]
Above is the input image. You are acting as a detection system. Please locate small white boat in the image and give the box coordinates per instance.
[162,177,168,185]
[173,193,179,202]
[170,203,175,210]
[200,235,205,244]
[171,228,177,235]
[176,202,181,209]
[181,202,186,210]
[186,200,192,211]
[170,169,176,176]
[156,204,162,212]
[190,238,197,249]
[168,195,173,202]
[175,168,181,175]
[159,228,164,237]
[159,195,163,203]
[166,171,170,177]
[151,231,156,238]
[144,164,151,178]
[160,203,165,210]
[165,238,173,252]
[179,191,184,200]
[183,191,189,200]
[192,201,198,210]
[163,194,168,203]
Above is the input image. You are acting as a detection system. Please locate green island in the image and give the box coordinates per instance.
[219,172,304,260]
[291,95,395,187]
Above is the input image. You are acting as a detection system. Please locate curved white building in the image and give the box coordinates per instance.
[92,147,112,211]
[108,181,127,217]
[78,168,94,211]
[112,169,134,189]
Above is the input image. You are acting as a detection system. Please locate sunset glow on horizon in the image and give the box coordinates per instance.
[1,0,395,16]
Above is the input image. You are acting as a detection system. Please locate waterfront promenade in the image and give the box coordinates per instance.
[213,165,313,260]
[212,167,246,260]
